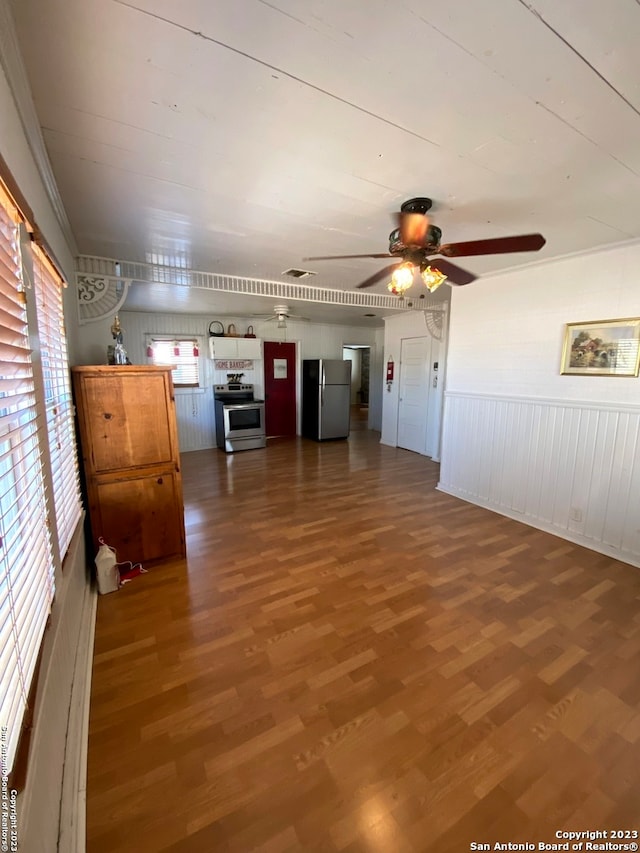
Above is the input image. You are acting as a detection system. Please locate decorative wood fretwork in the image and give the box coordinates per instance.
[424,304,447,340]
[76,274,130,324]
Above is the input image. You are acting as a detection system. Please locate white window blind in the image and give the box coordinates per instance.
[32,244,83,559]
[148,337,199,386]
[0,184,55,773]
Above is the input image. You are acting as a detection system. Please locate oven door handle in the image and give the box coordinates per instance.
[223,402,260,410]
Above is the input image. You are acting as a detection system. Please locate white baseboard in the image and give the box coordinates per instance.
[15,523,97,852]
[437,482,640,570]
[58,581,97,852]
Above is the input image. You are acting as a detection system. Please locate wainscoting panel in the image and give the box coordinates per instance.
[173,387,216,453]
[439,392,640,567]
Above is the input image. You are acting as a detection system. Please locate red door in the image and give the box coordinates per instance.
[263,341,297,437]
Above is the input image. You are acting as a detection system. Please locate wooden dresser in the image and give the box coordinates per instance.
[72,365,186,564]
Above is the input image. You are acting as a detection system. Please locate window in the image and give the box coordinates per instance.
[147,337,200,387]
[0,182,55,773]
[32,244,83,559]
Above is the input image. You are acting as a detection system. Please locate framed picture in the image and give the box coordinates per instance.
[561,318,640,376]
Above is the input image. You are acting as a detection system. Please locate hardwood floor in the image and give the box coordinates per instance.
[86,430,640,852]
[349,405,369,431]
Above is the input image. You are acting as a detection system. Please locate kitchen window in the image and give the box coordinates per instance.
[147,336,200,387]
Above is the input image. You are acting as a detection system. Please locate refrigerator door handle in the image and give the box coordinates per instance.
[321,368,325,407]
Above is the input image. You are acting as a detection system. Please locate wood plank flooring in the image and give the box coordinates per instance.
[86,430,640,852]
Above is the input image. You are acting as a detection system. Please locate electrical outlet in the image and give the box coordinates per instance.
[569,507,583,522]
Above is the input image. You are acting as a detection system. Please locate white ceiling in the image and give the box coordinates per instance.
[9,0,640,324]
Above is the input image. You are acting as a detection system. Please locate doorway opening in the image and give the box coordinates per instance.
[342,345,370,431]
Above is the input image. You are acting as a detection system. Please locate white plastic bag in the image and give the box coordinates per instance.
[95,538,120,594]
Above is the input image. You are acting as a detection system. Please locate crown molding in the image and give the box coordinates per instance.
[0,0,77,255]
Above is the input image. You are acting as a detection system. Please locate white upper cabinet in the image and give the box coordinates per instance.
[208,337,262,359]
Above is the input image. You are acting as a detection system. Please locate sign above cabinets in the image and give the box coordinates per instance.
[214,359,254,370]
[208,337,262,360]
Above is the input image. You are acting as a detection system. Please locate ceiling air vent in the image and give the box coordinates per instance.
[282,268,316,279]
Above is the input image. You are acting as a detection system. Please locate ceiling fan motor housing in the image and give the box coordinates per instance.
[400,197,433,215]
[388,224,442,255]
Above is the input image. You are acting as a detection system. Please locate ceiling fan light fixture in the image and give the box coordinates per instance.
[420,264,447,292]
[277,317,287,328]
[388,262,414,297]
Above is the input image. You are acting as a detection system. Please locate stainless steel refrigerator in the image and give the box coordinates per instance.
[302,359,351,441]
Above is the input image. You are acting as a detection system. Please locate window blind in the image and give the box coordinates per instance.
[0,184,55,773]
[32,244,83,559]
[148,338,199,386]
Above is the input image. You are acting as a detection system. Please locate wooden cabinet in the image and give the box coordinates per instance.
[72,365,186,564]
[208,337,262,359]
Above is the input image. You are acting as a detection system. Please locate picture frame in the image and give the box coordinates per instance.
[560,317,640,376]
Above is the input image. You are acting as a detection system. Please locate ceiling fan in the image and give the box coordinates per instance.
[252,303,309,327]
[304,197,546,296]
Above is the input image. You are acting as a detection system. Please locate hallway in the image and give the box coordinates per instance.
[349,404,369,431]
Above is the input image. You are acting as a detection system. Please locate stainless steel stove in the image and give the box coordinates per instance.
[213,384,266,452]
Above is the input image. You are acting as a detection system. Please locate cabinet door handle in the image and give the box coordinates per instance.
[157,477,163,485]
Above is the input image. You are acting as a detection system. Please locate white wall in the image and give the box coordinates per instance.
[0,55,75,282]
[440,242,640,567]
[445,242,640,402]
[0,38,92,852]
[74,315,115,367]
[103,311,382,451]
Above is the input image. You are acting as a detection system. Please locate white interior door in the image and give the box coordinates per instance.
[397,336,431,454]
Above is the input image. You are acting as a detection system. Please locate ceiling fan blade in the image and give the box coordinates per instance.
[430,258,477,286]
[356,263,400,290]
[303,253,392,261]
[399,211,430,247]
[439,233,546,258]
